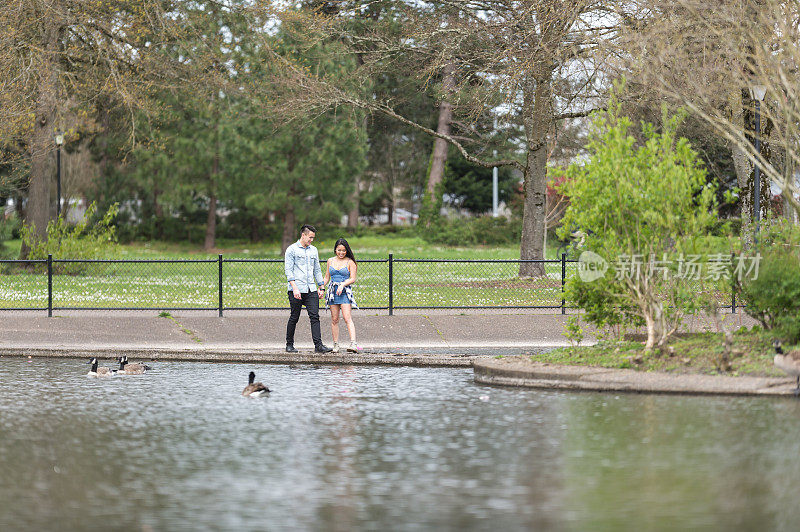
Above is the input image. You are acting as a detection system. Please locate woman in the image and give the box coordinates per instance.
[323,238,360,353]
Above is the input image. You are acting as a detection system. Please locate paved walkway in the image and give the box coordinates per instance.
[0,310,582,351]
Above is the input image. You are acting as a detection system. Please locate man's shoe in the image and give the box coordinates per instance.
[314,344,333,353]
[285,345,298,353]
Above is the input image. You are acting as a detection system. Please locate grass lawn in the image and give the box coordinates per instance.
[0,235,736,310]
[0,236,574,309]
[110,235,565,260]
[537,328,793,378]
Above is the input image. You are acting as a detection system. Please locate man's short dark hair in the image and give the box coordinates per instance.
[300,224,316,235]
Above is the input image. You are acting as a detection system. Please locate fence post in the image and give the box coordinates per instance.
[218,254,224,317]
[47,254,53,317]
[561,253,567,315]
[730,252,736,314]
[388,253,394,316]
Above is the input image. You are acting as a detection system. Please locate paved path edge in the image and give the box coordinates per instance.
[473,357,799,397]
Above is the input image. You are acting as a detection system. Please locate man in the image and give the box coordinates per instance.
[284,224,332,353]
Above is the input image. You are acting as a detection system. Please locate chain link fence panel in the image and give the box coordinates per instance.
[0,255,738,313]
[0,260,48,310]
[392,259,566,308]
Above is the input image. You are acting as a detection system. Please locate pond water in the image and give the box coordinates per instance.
[2,358,800,531]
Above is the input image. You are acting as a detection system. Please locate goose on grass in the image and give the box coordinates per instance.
[773,340,800,396]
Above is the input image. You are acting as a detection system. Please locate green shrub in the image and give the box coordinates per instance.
[564,316,585,346]
[348,224,417,238]
[420,216,521,246]
[740,224,800,343]
[557,83,721,351]
[0,215,20,258]
[566,274,645,339]
[20,202,119,273]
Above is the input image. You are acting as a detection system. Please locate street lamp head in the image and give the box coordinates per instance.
[55,132,64,146]
[749,85,767,102]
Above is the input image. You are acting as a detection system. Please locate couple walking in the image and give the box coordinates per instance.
[284,224,361,354]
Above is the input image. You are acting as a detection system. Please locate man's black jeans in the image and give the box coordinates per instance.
[286,290,322,347]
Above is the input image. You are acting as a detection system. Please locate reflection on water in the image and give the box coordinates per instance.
[1,358,799,531]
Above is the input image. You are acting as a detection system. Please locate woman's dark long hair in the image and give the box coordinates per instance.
[333,238,356,263]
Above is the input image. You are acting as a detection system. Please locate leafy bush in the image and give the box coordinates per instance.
[564,316,585,347]
[419,215,522,246]
[558,85,721,351]
[740,223,800,343]
[21,202,119,272]
[0,214,21,258]
[348,224,417,238]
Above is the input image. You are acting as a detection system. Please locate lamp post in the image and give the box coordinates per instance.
[492,117,498,217]
[492,153,498,217]
[749,86,766,243]
[55,132,64,219]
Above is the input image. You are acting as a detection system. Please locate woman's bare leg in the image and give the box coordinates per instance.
[330,304,341,343]
[341,304,356,342]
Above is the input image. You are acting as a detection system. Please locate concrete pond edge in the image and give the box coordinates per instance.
[0,347,474,367]
[473,357,799,397]
[4,348,798,396]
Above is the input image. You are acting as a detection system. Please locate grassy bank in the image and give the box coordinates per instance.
[536,328,793,378]
[2,234,571,260]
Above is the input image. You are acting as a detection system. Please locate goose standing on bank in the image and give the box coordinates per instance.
[242,372,270,397]
[117,355,151,375]
[87,358,115,377]
[773,340,800,396]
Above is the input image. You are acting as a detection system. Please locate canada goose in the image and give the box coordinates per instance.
[87,358,115,377]
[773,340,800,396]
[117,355,151,375]
[242,371,270,397]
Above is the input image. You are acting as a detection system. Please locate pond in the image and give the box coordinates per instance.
[1,358,799,530]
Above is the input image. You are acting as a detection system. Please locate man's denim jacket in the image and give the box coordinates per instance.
[284,241,323,293]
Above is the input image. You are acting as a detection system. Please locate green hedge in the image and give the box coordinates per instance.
[419,216,522,246]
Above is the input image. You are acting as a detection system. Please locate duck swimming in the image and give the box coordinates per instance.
[116,355,151,375]
[87,358,115,377]
[242,371,270,397]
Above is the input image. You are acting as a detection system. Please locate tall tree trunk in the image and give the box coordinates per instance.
[426,62,456,200]
[250,216,261,242]
[519,74,552,278]
[153,185,164,239]
[96,97,112,208]
[14,194,24,220]
[387,142,397,225]
[204,140,220,250]
[23,21,62,258]
[386,195,394,226]
[204,192,217,251]
[347,174,360,228]
[204,112,221,251]
[282,202,296,254]
[348,113,367,228]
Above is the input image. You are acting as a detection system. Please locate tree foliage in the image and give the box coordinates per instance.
[558,89,721,351]
[21,202,119,272]
[258,0,629,275]
[443,150,517,214]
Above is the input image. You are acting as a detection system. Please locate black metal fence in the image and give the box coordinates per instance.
[0,254,739,315]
